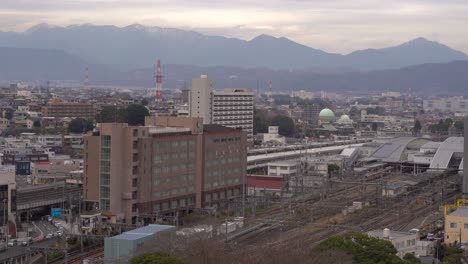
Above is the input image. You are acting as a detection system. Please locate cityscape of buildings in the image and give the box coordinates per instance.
[0,4,467,263]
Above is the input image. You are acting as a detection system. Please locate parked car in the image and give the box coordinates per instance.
[46,233,53,239]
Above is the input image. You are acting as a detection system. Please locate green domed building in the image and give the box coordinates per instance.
[319,108,335,124]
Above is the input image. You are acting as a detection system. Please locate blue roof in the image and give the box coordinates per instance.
[112,224,175,241]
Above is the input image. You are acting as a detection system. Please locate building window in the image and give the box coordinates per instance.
[464,224,468,229]
[450,223,457,228]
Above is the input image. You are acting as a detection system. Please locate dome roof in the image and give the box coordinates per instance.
[340,114,350,120]
[319,108,335,123]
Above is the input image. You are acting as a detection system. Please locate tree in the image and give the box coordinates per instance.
[272,115,295,137]
[328,164,340,178]
[33,120,41,128]
[141,98,149,106]
[127,104,150,126]
[349,106,360,119]
[454,121,464,131]
[403,253,421,264]
[130,252,183,264]
[253,108,272,134]
[68,118,94,133]
[413,119,422,134]
[96,106,118,123]
[319,232,410,264]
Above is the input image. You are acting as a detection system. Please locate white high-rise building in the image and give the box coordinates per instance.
[189,75,254,140]
[423,97,468,113]
[189,75,213,124]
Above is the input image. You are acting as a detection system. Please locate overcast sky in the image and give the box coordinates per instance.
[1,0,468,54]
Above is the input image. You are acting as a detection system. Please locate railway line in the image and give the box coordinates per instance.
[226,170,460,256]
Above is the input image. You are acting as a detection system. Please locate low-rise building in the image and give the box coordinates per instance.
[367,228,417,258]
[104,224,176,263]
[42,100,96,119]
[445,208,468,244]
[263,126,286,144]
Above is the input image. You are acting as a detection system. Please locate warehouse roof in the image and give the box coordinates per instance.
[429,137,464,170]
[112,224,175,241]
[371,137,431,163]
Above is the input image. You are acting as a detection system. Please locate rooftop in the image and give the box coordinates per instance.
[448,208,468,217]
[203,124,238,133]
[368,229,415,240]
[112,224,175,241]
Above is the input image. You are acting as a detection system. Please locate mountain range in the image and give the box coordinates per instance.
[1,47,467,95]
[0,23,467,70]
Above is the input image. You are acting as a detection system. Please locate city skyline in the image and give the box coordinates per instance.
[1,0,468,54]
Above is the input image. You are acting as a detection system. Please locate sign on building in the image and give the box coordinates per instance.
[51,208,62,218]
[15,161,31,175]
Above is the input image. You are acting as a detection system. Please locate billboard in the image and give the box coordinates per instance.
[51,208,62,218]
[15,161,31,175]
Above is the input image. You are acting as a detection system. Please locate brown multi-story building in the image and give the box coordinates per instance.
[42,100,96,119]
[83,116,247,223]
[302,104,321,127]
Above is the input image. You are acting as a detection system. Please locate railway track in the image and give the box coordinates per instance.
[228,171,459,253]
[49,246,103,264]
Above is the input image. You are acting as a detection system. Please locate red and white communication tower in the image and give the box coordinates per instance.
[84,66,90,90]
[155,59,163,101]
[407,87,413,108]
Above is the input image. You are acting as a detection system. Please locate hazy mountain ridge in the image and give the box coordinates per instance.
[1,47,467,95]
[0,24,466,70]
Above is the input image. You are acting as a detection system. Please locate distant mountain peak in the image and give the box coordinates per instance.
[124,24,146,31]
[250,34,278,42]
[400,37,440,47]
[25,23,52,33]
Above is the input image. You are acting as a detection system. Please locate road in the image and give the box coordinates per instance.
[33,220,59,238]
[0,221,60,261]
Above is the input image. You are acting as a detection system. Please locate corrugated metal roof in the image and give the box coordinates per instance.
[429,137,464,170]
[112,224,175,241]
[449,208,468,217]
[371,137,430,163]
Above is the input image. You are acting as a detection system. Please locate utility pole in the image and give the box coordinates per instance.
[79,195,83,253]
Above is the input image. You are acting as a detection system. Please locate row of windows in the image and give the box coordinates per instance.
[206,157,241,167]
[153,174,195,184]
[269,166,295,170]
[206,168,241,177]
[152,164,196,174]
[449,222,468,229]
[153,186,195,198]
[213,137,241,143]
[205,189,240,202]
[395,239,416,249]
[204,178,240,189]
[153,140,195,148]
[153,152,195,161]
[153,197,196,212]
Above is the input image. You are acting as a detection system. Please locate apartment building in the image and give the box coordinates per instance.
[42,100,96,119]
[423,97,468,113]
[302,104,321,127]
[189,75,254,140]
[83,116,247,223]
